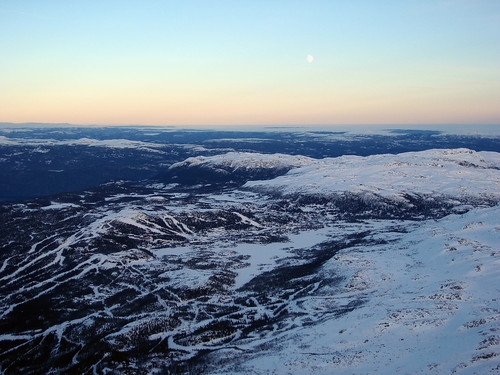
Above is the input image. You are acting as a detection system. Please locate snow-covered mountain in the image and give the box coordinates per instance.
[170,152,315,172]
[245,148,500,201]
[0,147,498,374]
[163,152,315,185]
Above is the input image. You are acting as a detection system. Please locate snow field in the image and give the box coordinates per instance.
[220,206,499,374]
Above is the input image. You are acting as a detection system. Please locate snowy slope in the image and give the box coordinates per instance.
[169,152,315,172]
[214,205,500,375]
[245,148,500,202]
[165,152,316,185]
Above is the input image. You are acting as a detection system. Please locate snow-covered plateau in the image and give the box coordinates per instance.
[0,148,499,374]
[244,148,500,201]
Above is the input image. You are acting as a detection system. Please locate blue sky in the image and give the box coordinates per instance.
[1,0,499,125]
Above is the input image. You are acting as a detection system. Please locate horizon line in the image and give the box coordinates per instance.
[1,122,500,128]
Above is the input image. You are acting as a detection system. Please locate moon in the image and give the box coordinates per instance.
[307,54,314,63]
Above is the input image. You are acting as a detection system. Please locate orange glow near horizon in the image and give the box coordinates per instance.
[3,80,499,126]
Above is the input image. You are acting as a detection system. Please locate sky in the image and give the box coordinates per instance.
[1,0,500,126]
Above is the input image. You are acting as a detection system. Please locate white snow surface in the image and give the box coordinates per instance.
[213,205,500,374]
[0,136,166,152]
[244,149,500,200]
[169,152,315,171]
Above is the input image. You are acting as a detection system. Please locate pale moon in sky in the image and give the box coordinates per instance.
[307,54,314,63]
